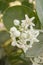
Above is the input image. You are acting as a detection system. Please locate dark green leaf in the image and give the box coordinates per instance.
[4,44,32,65]
[0,0,15,3]
[0,56,11,65]
[22,1,33,10]
[0,1,9,13]
[0,48,6,59]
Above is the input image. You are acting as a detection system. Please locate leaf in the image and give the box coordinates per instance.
[0,0,15,3]
[0,48,6,59]
[36,0,43,29]
[22,1,33,10]
[0,1,9,13]
[26,32,43,57]
[3,6,41,31]
[8,52,31,65]
[16,0,28,2]
[0,31,11,46]
[6,0,15,3]
[4,44,32,65]
[0,56,11,65]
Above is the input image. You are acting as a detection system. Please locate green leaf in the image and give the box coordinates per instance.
[3,6,41,31]
[0,0,15,3]
[5,0,15,3]
[26,32,43,57]
[8,52,31,65]
[0,1,9,13]
[34,12,41,29]
[0,48,6,59]
[4,44,32,65]
[22,1,33,10]
[16,0,28,2]
[0,56,11,65]
[0,31,11,46]
[36,0,43,29]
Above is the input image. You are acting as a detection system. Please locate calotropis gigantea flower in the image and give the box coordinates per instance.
[10,27,20,38]
[31,56,43,65]
[32,56,43,65]
[30,58,40,65]
[10,14,39,53]
[32,62,40,65]
[21,14,35,29]
[34,56,43,64]
[28,26,39,47]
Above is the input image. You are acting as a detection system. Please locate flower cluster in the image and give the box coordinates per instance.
[31,56,43,65]
[10,14,39,53]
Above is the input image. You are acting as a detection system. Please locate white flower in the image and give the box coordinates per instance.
[13,19,20,26]
[20,44,29,53]
[16,42,29,53]
[20,32,27,39]
[36,56,43,63]
[21,14,35,29]
[10,26,20,38]
[10,14,40,53]
[15,30,20,37]
[28,26,39,46]
[10,27,17,40]
[32,62,40,65]
[10,26,17,32]
[11,39,21,48]
[34,57,40,63]
[11,39,17,46]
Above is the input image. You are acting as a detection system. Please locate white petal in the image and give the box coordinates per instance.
[31,22,35,26]
[21,32,27,39]
[30,17,35,22]
[32,62,40,65]
[11,41,16,46]
[35,30,39,37]
[25,14,29,20]
[22,44,28,53]
[16,43,21,48]
[29,45,32,48]
[25,14,35,26]
[15,30,20,37]
[34,57,40,63]
[29,40,34,46]
[10,27,20,37]
[21,20,25,23]
[30,26,34,31]
[34,38,39,42]
[13,19,20,26]
[10,26,17,32]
